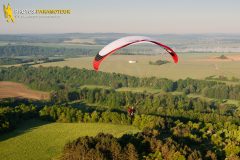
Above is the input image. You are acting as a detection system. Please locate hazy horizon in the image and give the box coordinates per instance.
[1,32,240,36]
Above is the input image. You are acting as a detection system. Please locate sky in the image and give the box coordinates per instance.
[0,0,240,34]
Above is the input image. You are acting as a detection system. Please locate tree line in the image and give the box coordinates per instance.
[40,104,238,160]
[0,66,239,124]
[0,57,65,65]
[0,104,37,133]
[56,87,239,121]
[1,66,240,101]
[48,105,239,160]
[0,58,33,65]
[61,129,239,160]
[0,45,97,57]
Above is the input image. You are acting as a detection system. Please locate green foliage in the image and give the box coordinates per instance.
[0,119,138,160]
[1,66,240,159]
[61,125,239,160]
[0,66,176,92]
[37,105,240,160]
[132,114,165,130]
[0,104,239,160]
[39,106,132,125]
[0,45,97,57]
[1,66,240,102]
[0,58,33,65]
[66,88,239,124]
[61,133,139,160]
[0,104,37,133]
[149,59,170,65]
[144,151,163,160]
[0,57,65,65]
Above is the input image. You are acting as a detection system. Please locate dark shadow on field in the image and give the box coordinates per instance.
[170,132,226,159]
[148,113,200,123]
[0,98,51,108]
[108,108,126,114]
[68,101,127,114]
[120,127,226,159]
[67,101,107,112]
[0,119,50,142]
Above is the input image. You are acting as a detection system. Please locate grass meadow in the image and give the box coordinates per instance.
[0,119,139,160]
[33,53,240,80]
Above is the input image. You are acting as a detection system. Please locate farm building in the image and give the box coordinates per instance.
[128,60,137,64]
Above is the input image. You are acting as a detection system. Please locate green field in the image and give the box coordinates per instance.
[0,119,139,160]
[81,85,167,94]
[33,53,240,80]
[188,93,240,106]
[80,84,111,89]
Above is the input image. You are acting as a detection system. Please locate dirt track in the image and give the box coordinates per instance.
[0,81,49,100]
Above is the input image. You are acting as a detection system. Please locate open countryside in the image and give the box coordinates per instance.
[34,53,240,80]
[0,81,49,100]
[0,119,139,160]
[0,33,240,160]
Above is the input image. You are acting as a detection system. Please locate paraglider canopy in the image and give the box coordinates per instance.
[93,36,178,71]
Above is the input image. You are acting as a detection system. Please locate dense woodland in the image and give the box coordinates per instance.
[0,58,33,65]
[47,87,239,124]
[0,104,239,159]
[0,45,97,57]
[0,66,239,159]
[0,104,37,133]
[0,57,65,65]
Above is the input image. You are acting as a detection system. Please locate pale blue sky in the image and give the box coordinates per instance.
[1,0,240,34]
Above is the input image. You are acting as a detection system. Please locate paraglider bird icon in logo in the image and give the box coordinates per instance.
[3,3,14,23]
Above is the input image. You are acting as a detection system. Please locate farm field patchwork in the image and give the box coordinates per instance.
[0,81,49,100]
[33,53,240,80]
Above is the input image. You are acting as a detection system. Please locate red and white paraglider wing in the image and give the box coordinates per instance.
[93,36,178,71]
